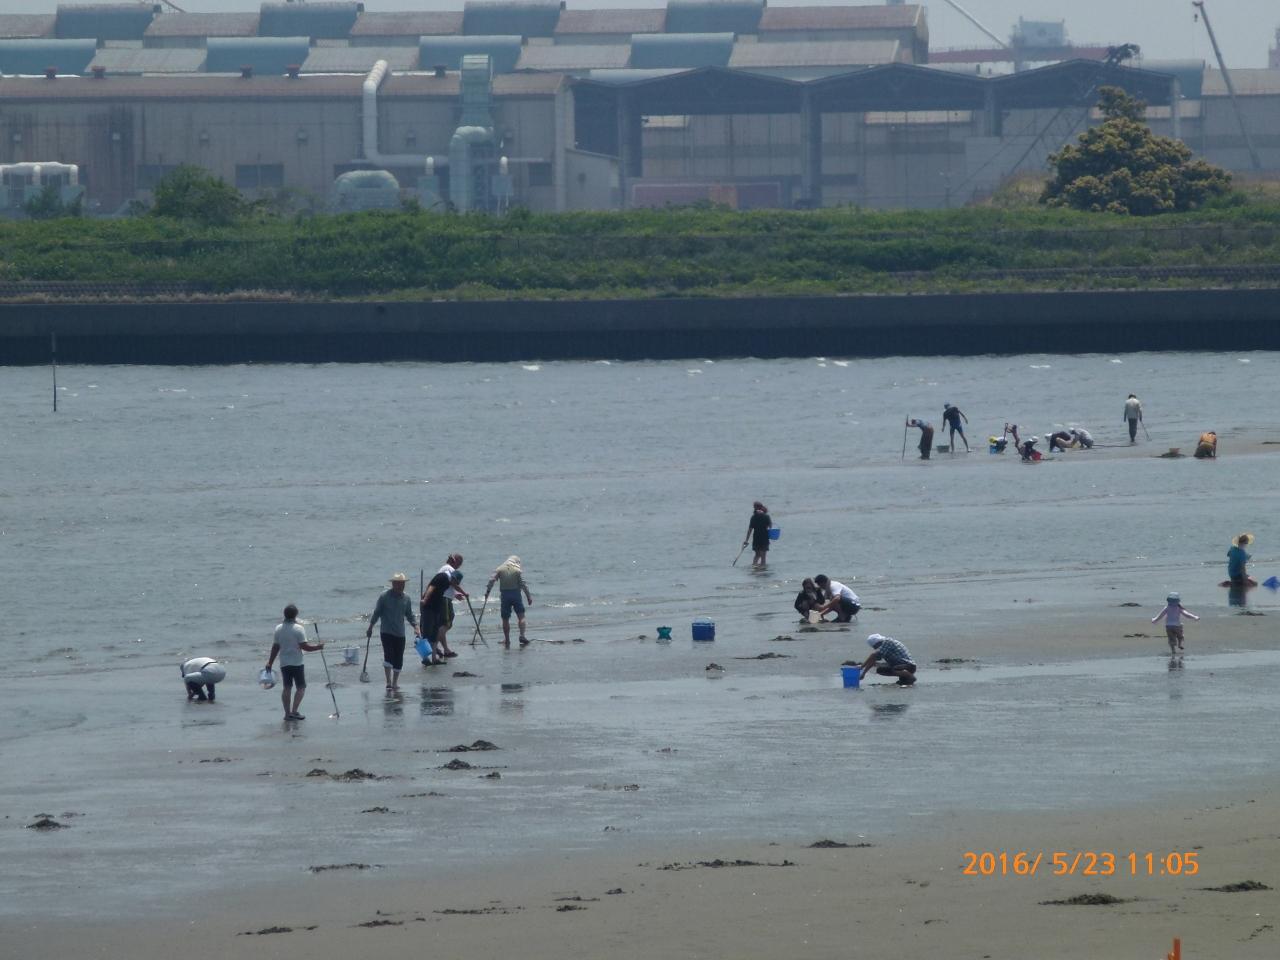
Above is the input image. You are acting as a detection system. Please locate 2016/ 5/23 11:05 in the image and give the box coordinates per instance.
[961,851,1201,877]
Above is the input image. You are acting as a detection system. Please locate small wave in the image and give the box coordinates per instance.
[833,360,849,367]
[522,364,541,372]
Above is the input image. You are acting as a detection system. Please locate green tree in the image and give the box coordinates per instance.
[1042,86,1232,215]
[150,164,246,225]
[22,183,82,220]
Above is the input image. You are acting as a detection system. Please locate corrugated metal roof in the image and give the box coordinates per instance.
[463,1,562,38]
[0,70,561,100]
[419,34,524,73]
[88,46,207,74]
[56,3,156,41]
[205,36,312,75]
[0,38,97,75]
[665,0,763,36]
[554,8,665,36]
[729,39,900,68]
[582,67,685,83]
[0,73,367,99]
[258,2,361,40]
[1202,68,1280,96]
[144,13,261,39]
[349,11,464,37]
[0,14,56,40]
[631,32,734,69]
[301,46,418,73]
[759,5,923,32]
[516,44,629,71]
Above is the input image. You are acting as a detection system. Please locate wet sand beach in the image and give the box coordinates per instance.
[2,354,1279,957]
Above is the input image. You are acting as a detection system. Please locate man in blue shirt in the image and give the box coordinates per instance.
[858,634,917,686]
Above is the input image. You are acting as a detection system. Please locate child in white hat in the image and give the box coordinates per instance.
[1152,593,1199,654]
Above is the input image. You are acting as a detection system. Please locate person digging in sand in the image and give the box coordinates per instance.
[814,574,860,622]
[1152,592,1199,654]
[858,633,917,686]
[486,555,533,646]
[266,604,324,720]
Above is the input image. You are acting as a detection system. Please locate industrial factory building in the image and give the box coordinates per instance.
[1,1,1278,214]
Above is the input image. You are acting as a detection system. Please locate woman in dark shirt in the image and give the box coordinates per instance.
[744,501,772,568]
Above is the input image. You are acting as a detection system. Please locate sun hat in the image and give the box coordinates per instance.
[1234,533,1255,547]
[1167,592,1180,603]
[390,572,408,583]
[866,633,887,648]
[450,570,463,582]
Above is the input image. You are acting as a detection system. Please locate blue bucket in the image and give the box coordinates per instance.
[841,665,861,688]
[414,636,432,661]
[692,618,715,642]
[768,527,781,541]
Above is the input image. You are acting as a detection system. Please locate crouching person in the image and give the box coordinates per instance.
[181,657,225,701]
[859,633,918,686]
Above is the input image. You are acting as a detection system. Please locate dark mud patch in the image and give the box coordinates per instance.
[734,652,791,660]
[445,740,499,752]
[27,816,67,831]
[659,858,795,871]
[705,663,723,671]
[556,904,587,912]
[769,635,802,642]
[1118,602,1142,608]
[554,896,600,903]
[482,771,501,779]
[357,919,403,928]
[1237,610,1266,616]
[809,840,873,849]
[436,906,522,916]
[606,888,625,895]
[1039,893,1132,906]
[238,925,316,935]
[934,658,977,664]
[588,783,640,792]
[399,791,446,799]
[1201,880,1271,893]
[308,863,379,874]
[442,759,473,770]
[334,768,385,781]
[1122,633,1150,638]
[360,806,391,814]
[451,671,479,678]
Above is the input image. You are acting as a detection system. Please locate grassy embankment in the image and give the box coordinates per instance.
[3,193,1280,301]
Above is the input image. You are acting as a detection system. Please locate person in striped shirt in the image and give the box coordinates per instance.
[858,633,917,686]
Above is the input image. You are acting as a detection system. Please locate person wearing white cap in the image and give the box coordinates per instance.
[367,573,418,692]
[487,555,533,646]
[181,656,226,702]
[1152,593,1199,654]
[858,634,917,686]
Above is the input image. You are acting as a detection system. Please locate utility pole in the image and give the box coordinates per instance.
[1192,1,1262,170]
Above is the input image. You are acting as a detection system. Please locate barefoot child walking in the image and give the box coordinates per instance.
[1152,592,1199,654]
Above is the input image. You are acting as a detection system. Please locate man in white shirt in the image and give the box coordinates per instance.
[266,604,324,721]
[814,574,861,622]
[1124,394,1143,443]
[436,553,470,650]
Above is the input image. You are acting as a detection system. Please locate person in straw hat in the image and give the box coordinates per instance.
[1227,533,1255,586]
[367,573,418,693]
[487,556,533,646]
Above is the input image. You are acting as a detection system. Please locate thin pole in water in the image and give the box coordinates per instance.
[901,419,909,460]
[51,332,58,412]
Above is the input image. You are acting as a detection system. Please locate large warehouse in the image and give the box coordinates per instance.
[0,1,1277,213]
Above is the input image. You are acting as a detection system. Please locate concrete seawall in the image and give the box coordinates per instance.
[2,289,1278,365]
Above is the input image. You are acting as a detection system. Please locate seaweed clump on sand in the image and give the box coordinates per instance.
[1201,880,1271,892]
[1039,893,1131,906]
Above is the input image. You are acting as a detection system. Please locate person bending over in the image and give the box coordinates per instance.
[815,574,861,622]
[793,578,827,622]
[858,634,917,686]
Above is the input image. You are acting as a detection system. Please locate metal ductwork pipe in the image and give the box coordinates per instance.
[361,59,444,171]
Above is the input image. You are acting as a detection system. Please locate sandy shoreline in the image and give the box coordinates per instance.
[8,787,1278,960]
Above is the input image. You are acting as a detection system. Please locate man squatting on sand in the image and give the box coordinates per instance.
[859,633,917,686]
[266,604,324,720]
[815,574,861,622]
[487,555,533,646]
[367,573,417,693]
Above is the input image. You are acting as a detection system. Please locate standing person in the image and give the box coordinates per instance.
[1227,533,1255,585]
[436,553,469,654]
[1194,431,1217,459]
[1124,393,1143,444]
[266,604,324,721]
[858,633,917,686]
[814,574,861,622]
[1151,592,1199,654]
[742,502,772,567]
[367,573,418,693]
[421,568,463,663]
[486,555,533,646]
[906,418,934,460]
[941,404,969,452]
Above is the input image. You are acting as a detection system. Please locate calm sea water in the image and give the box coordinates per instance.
[3,353,1279,917]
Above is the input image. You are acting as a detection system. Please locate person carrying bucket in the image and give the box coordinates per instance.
[266,604,325,721]
[858,634,917,686]
[906,418,934,460]
[743,501,773,567]
[486,555,533,646]
[367,573,418,693]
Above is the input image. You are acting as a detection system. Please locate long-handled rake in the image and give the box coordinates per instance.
[465,594,488,646]
[313,623,340,718]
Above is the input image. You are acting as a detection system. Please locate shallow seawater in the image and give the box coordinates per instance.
[2,352,1278,917]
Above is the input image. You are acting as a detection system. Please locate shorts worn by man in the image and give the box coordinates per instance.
[859,633,917,686]
[487,555,533,646]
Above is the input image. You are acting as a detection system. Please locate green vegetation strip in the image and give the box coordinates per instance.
[3,203,1280,302]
